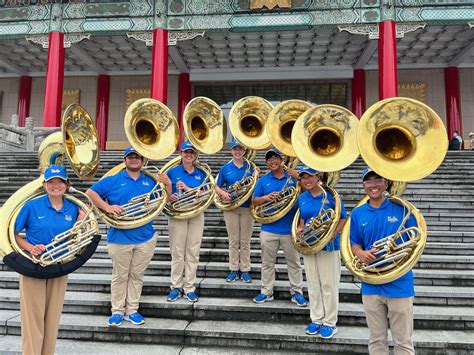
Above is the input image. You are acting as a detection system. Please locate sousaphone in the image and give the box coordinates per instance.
[0,104,101,279]
[340,97,448,284]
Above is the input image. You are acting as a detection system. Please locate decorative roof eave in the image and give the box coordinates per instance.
[0,1,472,37]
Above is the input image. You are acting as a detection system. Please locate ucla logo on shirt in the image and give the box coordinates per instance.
[142,181,150,186]
[195,175,202,180]
[387,216,399,223]
[65,215,72,222]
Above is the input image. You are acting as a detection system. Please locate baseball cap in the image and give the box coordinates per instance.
[298,166,319,177]
[230,139,244,149]
[361,167,382,181]
[123,146,142,158]
[44,165,68,181]
[265,147,283,160]
[181,141,196,152]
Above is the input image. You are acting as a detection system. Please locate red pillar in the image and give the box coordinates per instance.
[351,69,366,118]
[378,21,398,100]
[444,67,463,139]
[178,73,191,147]
[96,74,110,151]
[17,75,32,127]
[43,32,65,127]
[151,29,168,104]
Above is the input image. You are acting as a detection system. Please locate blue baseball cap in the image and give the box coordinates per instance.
[298,166,319,177]
[180,141,196,152]
[44,165,68,181]
[230,139,244,149]
[123,146,142,158]
[265,147,283,160]
[361,167,382,181]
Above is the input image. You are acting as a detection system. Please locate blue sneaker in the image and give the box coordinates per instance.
[107,314,123,327]
[305,322,323,335]
[319,325,338,339]
[291,292,308,307]
[241,272,252,283]
[185,291,199,302]
[124,312,145,325]
[226,270,239,283]
[253,293,274,303]
[167,288,182,302]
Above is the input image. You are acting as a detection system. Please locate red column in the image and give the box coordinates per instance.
[444,67,463,139]
[351,69,366,118]
[43,32,65,127]
[95,74,110,151]
[151,29,168,104]
[178,73,191,147]
[17,76,32,127]
[378,21,398,100]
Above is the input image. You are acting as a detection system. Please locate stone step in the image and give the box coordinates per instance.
[1,272,472,306]
[0,311,472,354]
[0,289,472,331]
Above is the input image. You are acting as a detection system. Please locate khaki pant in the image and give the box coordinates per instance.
[303,250,340,326]
[107,234,158,315]
[223,207,254,272]
[362,295,415,355]
[20,275,68,355]
[168,213,205,293]
[260,231,303,295]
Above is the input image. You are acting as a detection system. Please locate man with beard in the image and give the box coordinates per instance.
[251,148,307,307]
[350,168,416,355]
[87,147,171,327]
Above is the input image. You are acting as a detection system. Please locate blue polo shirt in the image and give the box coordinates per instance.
[166,164,207,193]
[253,172,297,235]
[14,195,79,246]
[350,198,416,297]
[90,170,155,244]
[297,190,347,252]
[216,160,254,208]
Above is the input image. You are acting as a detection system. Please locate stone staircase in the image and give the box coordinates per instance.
[0,151,473,354]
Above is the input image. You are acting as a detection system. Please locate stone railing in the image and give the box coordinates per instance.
[0,115,59,152]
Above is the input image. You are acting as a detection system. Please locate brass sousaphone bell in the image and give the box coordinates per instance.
[0,104,101,279]
[290,104,360,254]
[161,97,225,219]
[214,96,273,210]
[250,100,313,224]
[340,97,448,284]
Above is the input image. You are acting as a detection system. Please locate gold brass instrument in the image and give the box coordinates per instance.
[290,104,359,254]
[214,96,272,210]
[96,98,179,229]
[250,100,312,224]
[161,97,225,219]
[340,97,448,284]
[0,104,101,278]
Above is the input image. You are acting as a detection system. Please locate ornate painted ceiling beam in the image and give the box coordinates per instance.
[169,46,188,73]
[0,1,472,37]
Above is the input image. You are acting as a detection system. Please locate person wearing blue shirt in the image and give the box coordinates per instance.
[165,141,207,303]
[86,147,171,327]
[295,166,347,339]
[215,139,255,283]
[14,165,85,355]
[252,148,307,307]
[350,168,416,355]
